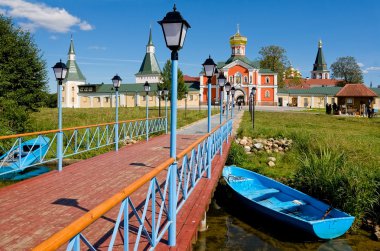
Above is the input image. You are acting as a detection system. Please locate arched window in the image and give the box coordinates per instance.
[265,77,270,84]
[318,73,322,79]
[229,76,233,83]
[250,76,252,83]
[325,73,328,79]
[265,90,270,98]
[244,76,248,83]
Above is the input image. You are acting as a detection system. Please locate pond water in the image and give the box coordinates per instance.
[193,185,380,251]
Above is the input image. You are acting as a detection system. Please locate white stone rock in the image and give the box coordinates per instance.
[268,157,276,162]
[253,143,263,150]
[268,161,275,167]
[240,139,248,145]
[244,146,251,152]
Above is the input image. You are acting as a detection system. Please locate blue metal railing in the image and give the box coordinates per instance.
[33,119,233,251]
[0,117,167,177]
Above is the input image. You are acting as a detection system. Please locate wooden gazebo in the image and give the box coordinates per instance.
[336,84,378,115]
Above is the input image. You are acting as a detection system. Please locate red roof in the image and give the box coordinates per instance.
[336,84,378,97]
[183,75,200,82]
[285,78,342,89]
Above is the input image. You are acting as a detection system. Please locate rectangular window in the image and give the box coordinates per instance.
[304,98,308,107]
[190,95,194,101]
[250,76,252,83]
[96,97,100,102]
[105,97,109,103]
[346,98,353,104]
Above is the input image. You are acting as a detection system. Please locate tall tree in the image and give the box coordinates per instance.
[258,45,290,87]
[0,15,48,133]
[158,59,187,100]
[331,56,363,83]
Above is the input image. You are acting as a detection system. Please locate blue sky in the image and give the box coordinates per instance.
[1,0,379,92]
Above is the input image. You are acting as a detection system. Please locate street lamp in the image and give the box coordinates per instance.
[251,86,257,129]
[158,4,190,246]
[112,74,122,151]
[158,89,163,117]
[217,72,226,124]
[144,81,150,141]
[163,87,169,134]
[231,86,236,118]
[202,55,217,133]
[52,59,68,172]
[185,91,188,118]
[225,82,231,121]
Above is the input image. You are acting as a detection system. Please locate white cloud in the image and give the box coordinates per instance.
[0,0,94,33]
[366,67,380,71]
[362,66,380,74]
[49,35,58,40]
[88,45,107,51]
[357,62,364,67]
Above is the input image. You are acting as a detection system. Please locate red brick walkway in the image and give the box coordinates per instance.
[0,133,231,250]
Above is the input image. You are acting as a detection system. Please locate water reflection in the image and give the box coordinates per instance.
[194,179,380,251]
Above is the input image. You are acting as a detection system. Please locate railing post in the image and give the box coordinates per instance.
[124,198,129,251]
[18,138,22,168]
[207,78,211,133]
[220,87,223,124]
[207,136,211,178]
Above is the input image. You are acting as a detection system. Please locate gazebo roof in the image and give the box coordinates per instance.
[336,84,378,97]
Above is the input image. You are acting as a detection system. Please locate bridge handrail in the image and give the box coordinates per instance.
[33,119,232,250]
[176,121,225,159]
[33,157,175,251]
[0,117,166,140]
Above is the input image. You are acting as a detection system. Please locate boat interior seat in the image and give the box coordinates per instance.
[263,198,306,212]
[243,188,280,200]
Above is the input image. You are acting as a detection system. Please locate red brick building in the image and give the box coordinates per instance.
[199,28,278,106]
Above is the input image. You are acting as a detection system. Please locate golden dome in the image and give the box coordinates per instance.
[230,25,247,46]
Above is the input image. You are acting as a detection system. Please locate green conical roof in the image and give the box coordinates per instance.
[68,37,75,55]
[66,60,86,81]
[313,40,327,71]
[135,29,161,76]
[148,27,153,46]
[65,38,86,82]
[135,53,161,76]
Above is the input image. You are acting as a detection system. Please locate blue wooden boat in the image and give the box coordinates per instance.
[0,136,50,178]
[222,165,355,239]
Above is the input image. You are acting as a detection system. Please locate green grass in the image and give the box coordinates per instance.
[28,107,219,132]
[228,111,380,227]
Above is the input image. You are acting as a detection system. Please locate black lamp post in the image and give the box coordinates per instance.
[52,59,68,172]
[217,72,226,124]
[251,86,256,129]
[144,81,150,141]
[202,55,217,133]
[231,86,236,118]
[198,93,201,113]
[158,4,190,246]
[158,89,162,117]
[185,91,188,118]
[111,74,122,151]
[225,82,231,120]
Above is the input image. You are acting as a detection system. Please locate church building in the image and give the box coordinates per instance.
[200,27,278,106]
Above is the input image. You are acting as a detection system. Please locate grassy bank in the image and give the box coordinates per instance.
[29,107,218,132]
[227,111,380,228]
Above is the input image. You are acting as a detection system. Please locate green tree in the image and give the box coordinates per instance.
[158,59,187,100]
[258,45,290,88]
[331,56,363,83]
[0,15,48,133]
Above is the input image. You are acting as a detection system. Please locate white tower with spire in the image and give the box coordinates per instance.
[135,28,161,83]
[62,36,86,108]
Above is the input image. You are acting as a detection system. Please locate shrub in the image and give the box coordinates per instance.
[293,147,379,228]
